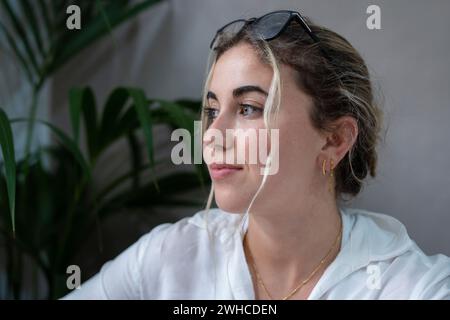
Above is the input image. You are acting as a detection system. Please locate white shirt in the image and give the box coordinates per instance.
[63,207,450,300]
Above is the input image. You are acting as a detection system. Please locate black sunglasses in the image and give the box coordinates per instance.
[209,10,321,50]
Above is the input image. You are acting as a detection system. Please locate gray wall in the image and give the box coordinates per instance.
[49,0,450,256]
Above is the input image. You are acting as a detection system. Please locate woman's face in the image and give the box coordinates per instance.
[203,42,326,214]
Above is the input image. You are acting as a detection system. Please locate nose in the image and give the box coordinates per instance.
[203,110,235,150]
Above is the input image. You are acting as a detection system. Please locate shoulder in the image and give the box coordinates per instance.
[63,208,239,299]
[336,207,450,299]
[137,208,241,298]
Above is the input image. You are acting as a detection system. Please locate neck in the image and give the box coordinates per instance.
[243,194,342,293]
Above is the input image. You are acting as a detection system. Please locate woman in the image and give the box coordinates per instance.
[64,10,450,300]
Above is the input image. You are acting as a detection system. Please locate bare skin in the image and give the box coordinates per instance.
[203,42,358,299]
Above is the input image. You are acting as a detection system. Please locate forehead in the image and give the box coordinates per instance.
[208,42,313,114]
[209,43,273,96]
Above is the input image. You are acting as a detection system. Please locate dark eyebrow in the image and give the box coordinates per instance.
[206,91,218,100]
[207,85,268,101]
[232,85,268,98]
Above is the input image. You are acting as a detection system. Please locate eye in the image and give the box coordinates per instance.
[239,104,263,117]
[203,107,219,120]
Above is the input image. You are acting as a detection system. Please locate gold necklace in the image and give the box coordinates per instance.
[243,217,342,300]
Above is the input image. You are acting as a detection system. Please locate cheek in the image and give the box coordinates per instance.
[214,129,269,213]
[275,116,321,182]
[233,120,270,165]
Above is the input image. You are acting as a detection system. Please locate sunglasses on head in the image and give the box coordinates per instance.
[209,10,322,51]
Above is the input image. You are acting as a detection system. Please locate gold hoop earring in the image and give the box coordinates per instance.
[322,159,327,176]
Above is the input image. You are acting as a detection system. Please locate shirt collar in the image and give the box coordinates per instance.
[226,211,253,299]
[227,206,414,299]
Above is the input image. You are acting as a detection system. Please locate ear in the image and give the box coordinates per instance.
[319,116,358,167]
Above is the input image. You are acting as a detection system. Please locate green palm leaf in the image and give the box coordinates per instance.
[0,107,16,233]
[69,87,98,161]
[11,118,92,181]
[48,0,164,74]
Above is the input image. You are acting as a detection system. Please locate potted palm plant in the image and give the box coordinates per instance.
[0,0,208,299]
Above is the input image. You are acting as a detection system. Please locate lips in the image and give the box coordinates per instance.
[209,163,243,180]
